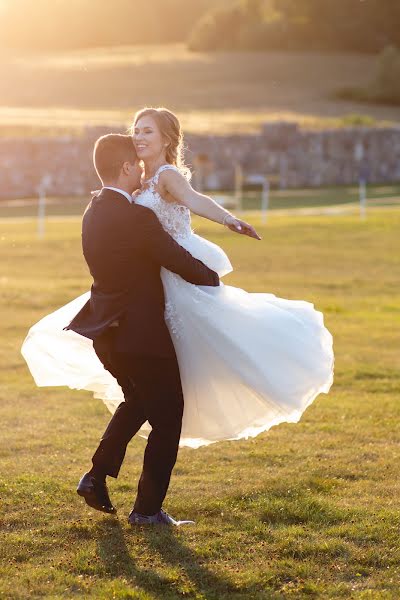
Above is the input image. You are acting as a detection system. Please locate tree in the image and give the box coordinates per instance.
[188,0,400,53]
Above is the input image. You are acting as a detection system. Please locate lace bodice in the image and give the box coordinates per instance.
[134,164,192,242]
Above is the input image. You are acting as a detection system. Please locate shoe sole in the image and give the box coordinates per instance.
[77,489,116,514]
[128,518,195,526]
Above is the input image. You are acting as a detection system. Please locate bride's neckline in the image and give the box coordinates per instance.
[142,164,171,184]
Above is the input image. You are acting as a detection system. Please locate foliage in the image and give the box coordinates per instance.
[369,46,400,104]
[336,46,400,107]
[339,114,377,127]
[2,0,400,55]
[188,0,400,53]
[2,0,400,54]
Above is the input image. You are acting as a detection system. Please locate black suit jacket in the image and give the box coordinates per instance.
[65,189,219,357]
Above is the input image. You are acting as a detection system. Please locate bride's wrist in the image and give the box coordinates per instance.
[222,213,235,226]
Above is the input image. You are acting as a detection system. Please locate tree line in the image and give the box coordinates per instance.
[1,0,398,55]
[188,0,400,53]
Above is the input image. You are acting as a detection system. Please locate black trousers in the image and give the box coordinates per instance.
[91,330,184,516]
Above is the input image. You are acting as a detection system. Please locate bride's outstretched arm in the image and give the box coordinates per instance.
[159,170,261,240]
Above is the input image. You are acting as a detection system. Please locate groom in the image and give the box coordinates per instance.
[66,133,219,525]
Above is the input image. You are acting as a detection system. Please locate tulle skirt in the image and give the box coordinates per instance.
[21,233,334,448]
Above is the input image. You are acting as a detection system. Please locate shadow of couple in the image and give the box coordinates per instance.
[94,515,242,598]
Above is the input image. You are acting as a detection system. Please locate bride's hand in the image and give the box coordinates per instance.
[223,215,262,240]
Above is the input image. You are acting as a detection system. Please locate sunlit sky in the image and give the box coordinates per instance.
[0,0,11,13]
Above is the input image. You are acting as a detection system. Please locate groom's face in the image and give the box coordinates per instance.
[125,158,142,191]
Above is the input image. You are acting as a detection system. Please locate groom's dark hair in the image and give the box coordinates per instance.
[93,133,136,182]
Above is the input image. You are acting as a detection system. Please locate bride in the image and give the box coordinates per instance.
[21,107,334,449]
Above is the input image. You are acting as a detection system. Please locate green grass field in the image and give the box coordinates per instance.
[1,44,400,136]
[1,210,399,599]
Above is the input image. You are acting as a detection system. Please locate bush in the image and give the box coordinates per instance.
[339,114,376,127]
[372,45,400,103]
[188,0,400,54]
[336,46,400,106]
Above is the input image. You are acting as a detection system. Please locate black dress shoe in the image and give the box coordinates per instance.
[128,508,194,526]
[76,472,116,514]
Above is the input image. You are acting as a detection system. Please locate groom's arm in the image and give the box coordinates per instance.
[136,206,219,287]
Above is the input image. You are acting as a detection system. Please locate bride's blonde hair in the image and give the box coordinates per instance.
[130,107,191,180]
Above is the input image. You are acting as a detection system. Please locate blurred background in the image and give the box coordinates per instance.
[0,0,400,216]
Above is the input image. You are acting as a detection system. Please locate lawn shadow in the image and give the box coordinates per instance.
[95,517,171,595]
[95,517,255,599]
[138,526,248,599]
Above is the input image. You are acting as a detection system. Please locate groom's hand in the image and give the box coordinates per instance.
[224,216,262,240]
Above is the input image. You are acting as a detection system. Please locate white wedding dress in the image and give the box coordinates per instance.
[21,164,334,448]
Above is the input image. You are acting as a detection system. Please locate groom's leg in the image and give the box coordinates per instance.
[90,376,147,479]
[132,357,184,516]
[91,338,147,478]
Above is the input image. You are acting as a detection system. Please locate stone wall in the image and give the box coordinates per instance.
[1,122,400,200]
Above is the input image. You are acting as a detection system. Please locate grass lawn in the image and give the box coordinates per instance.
[0,209,399,598]
[1,44,400,136]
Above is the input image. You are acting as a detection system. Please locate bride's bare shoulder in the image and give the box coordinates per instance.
[158,166,186,183]
[155,168,187,205]
[159,167,191,196]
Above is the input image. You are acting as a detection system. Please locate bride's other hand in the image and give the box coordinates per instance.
[223,215,261,240]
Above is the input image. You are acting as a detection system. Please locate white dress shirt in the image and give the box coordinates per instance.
[103,186,133,204]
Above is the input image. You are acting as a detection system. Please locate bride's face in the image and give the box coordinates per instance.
[133,116,165,162]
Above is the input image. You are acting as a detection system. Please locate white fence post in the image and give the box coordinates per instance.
[261,177,270,224]
[37,190,46,239]
[37,175,52,239]
[359,177,367,220]
[234,163,243,212]
[354,141,367,220]
[246,174,269,223]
